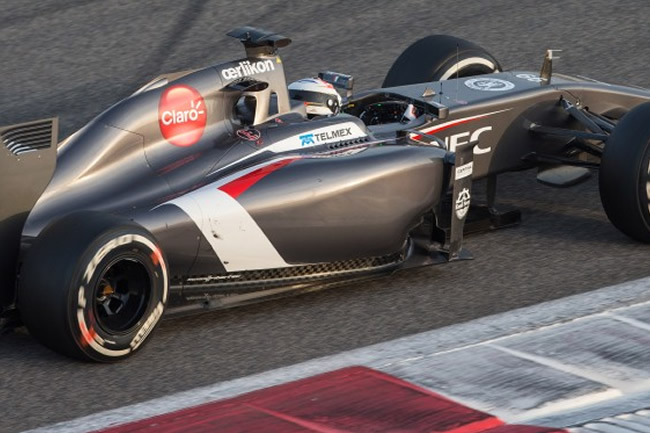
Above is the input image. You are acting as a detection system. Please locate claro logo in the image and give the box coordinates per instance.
[158,85,207,147]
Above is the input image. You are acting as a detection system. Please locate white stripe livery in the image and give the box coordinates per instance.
[163,160,296,272]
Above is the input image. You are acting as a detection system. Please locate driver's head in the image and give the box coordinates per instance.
[288,78,341,117]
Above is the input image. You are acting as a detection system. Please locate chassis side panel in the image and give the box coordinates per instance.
[237,145,448,263]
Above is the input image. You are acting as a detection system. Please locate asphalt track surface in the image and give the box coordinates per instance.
[0,1,649,432]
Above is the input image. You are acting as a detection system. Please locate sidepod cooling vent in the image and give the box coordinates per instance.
[2,118,57,156]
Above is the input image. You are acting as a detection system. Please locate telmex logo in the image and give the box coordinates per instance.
[158,85,207,147]
[300,127,353,146]
[221,60,275,80]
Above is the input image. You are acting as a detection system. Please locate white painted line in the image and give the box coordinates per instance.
[608,314,650,332]
[507,390,623,424]
[581,424,640,433]
[489,344,628,390]
[23,276,650,433]
[570,409,650,433]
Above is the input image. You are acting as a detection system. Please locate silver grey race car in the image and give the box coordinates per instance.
[2,27,649,361]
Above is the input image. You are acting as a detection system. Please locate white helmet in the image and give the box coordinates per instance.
[288,78,342,117]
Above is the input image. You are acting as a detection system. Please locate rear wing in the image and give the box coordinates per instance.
[0,118,57,307]
[226,26,291,54]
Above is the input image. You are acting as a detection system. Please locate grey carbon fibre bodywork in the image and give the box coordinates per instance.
[2,29,650,317]
[239,145,446,264]
[361,71,650,178]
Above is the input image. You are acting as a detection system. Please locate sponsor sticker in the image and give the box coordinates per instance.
[455,161,474,180]
[444,126,493,155]
[236,128,261,142]
[159,85,207,147]
[299,126,353,146]
[221,59,276,80]
[300,133,315,146]
[516,73,544,83]
[455,187,471,219]
[186,275,242,283]
[464,78,515,92]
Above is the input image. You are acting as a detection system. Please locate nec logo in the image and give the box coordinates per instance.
[444,126,493,154]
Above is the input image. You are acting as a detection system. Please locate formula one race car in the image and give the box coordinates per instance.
[2,27,650,361]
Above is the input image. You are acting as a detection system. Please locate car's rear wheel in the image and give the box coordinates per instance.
[18,212,168,362]
[599,102,650,242]
[382,34,502,88]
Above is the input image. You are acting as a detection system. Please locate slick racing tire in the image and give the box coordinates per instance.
[599,102,650,242]
[18,212,168,362]
[382,34,502,87]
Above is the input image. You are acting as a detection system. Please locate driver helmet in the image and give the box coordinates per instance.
[288,78,342,117]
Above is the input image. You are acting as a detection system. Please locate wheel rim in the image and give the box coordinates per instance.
[439,58,498,80]
[94,256,151,334]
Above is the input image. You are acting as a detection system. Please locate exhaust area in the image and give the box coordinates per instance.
[0,118,57,309]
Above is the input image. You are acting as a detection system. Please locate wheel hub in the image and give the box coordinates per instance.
[94,257,151,335]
